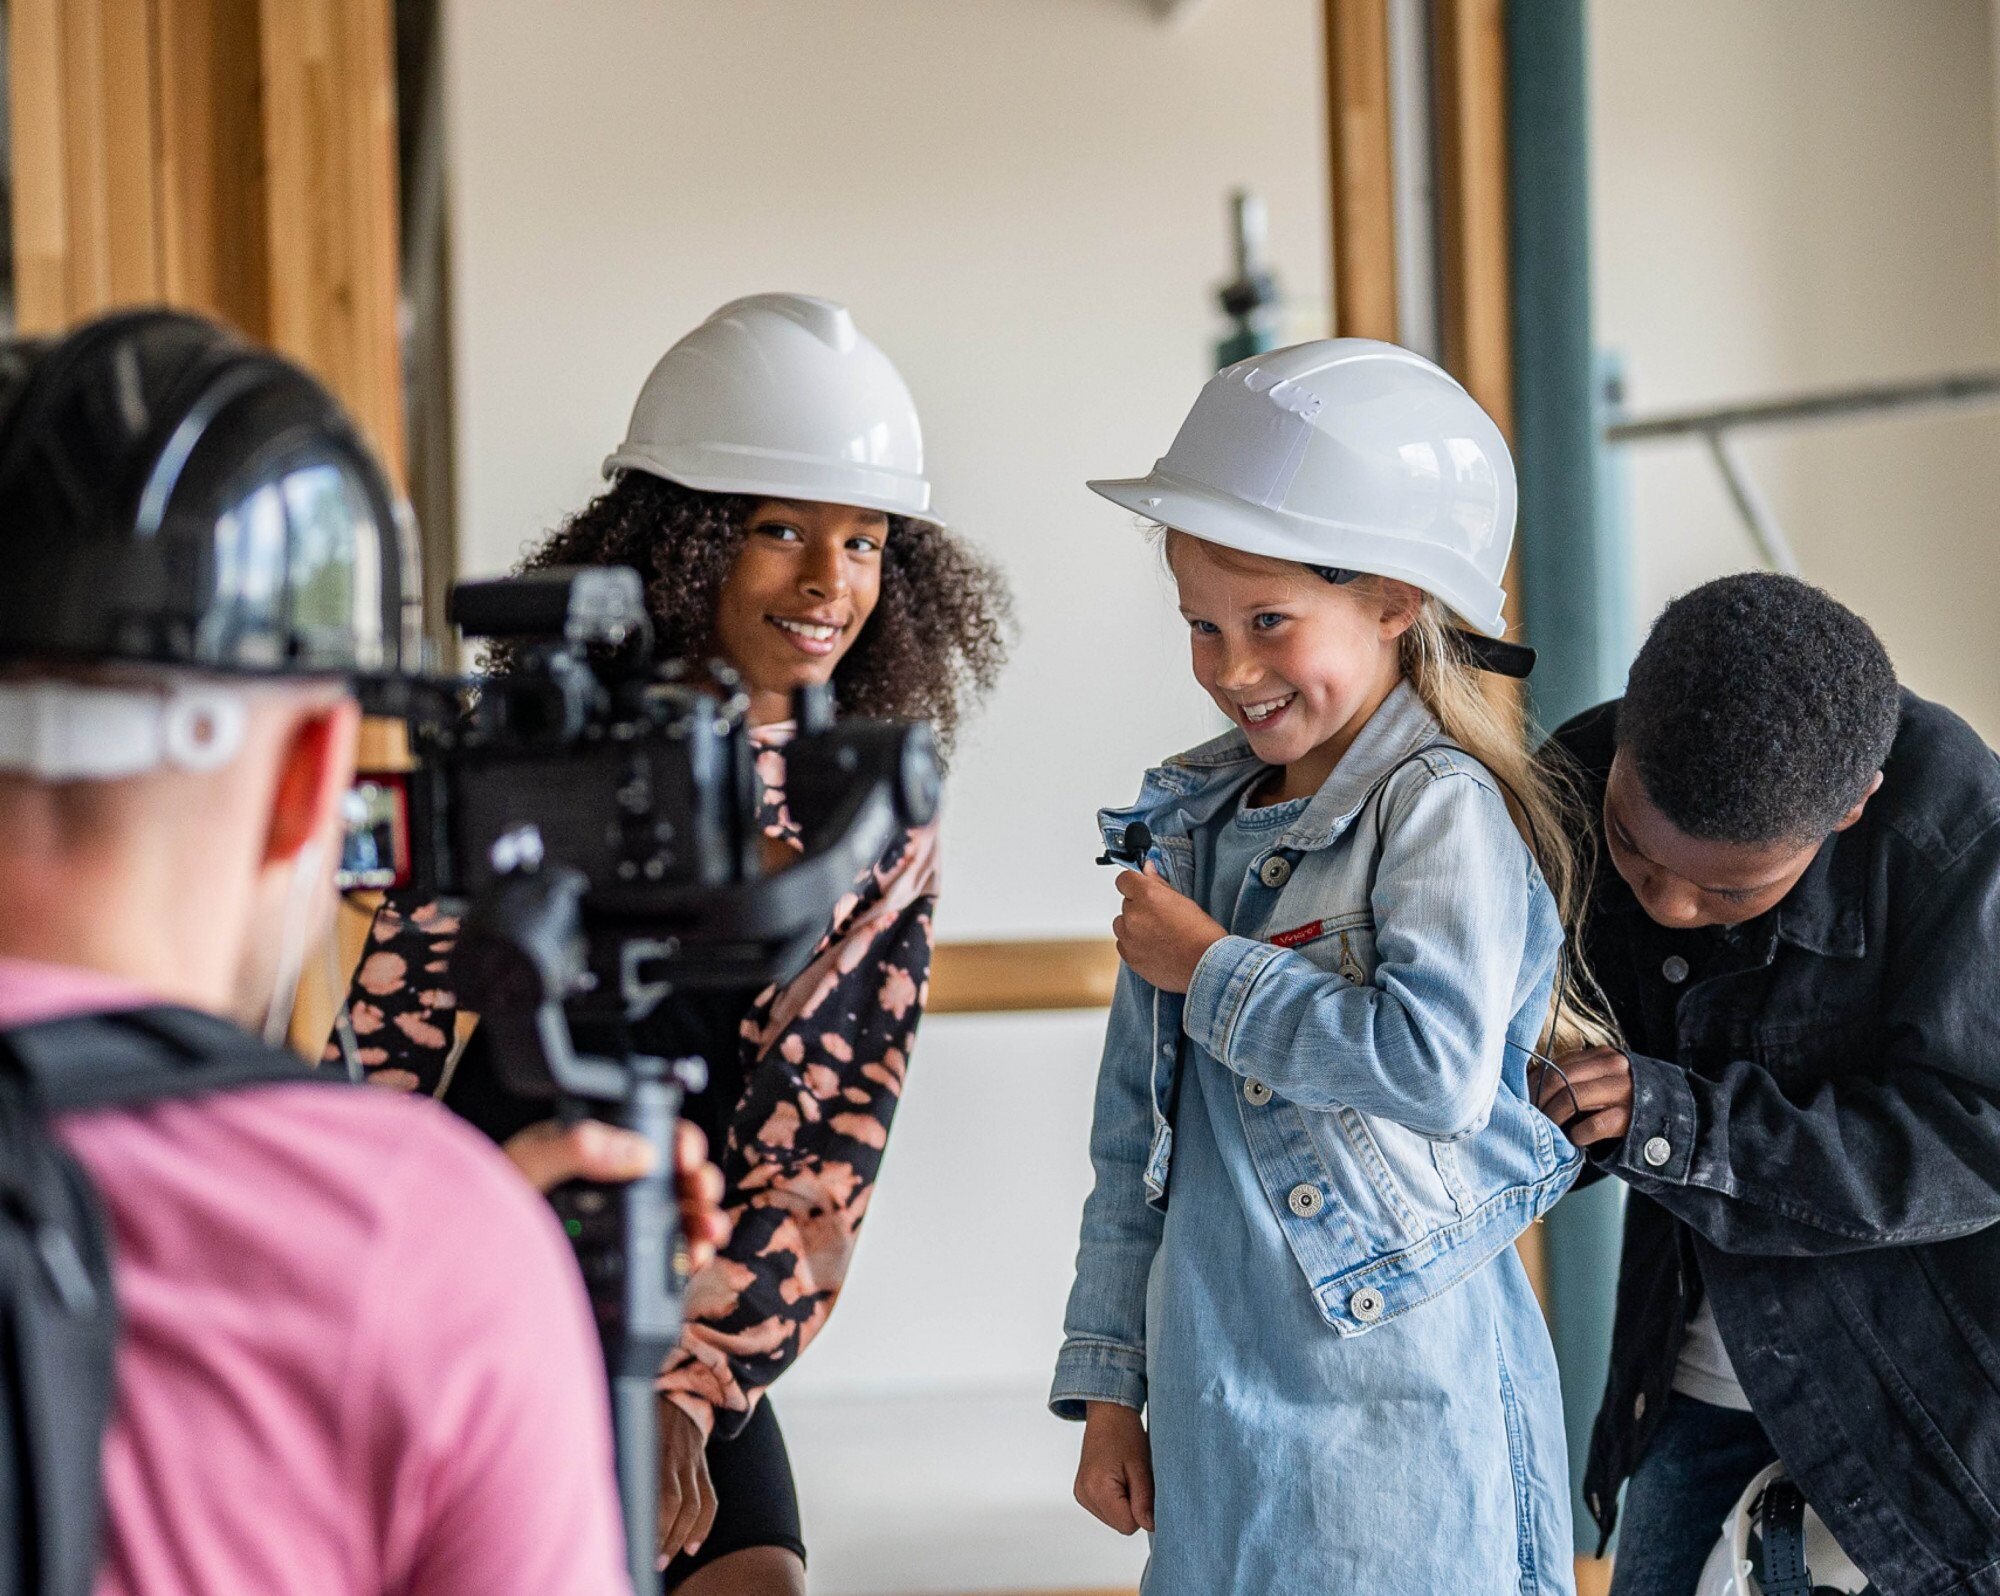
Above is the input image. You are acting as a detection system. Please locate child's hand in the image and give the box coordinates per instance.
[1535,1046,1634,1146]
[1113,862,1227,994]
[1075,1401,1155,1535]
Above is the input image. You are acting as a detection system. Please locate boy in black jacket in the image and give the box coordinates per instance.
[1543,573,2000,1596]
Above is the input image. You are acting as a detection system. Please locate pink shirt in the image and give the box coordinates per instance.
[0,960,630,1596]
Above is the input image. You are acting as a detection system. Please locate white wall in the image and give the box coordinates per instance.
[442,0,1329,1419]
[1591,0,2000,736]
[442,6,2000,1578]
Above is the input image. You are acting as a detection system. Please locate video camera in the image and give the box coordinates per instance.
[344,565,939,1588]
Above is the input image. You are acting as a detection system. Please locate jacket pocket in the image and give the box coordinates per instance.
[1432,1140,1477,1220]
[1279,916,1375,984]
[1330,1107,1470,1240]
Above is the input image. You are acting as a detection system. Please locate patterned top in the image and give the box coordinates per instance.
[337,727,939,1439]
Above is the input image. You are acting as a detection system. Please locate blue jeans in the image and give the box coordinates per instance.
[1609,1394,1778,1596]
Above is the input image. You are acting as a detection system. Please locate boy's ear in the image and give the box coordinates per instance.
[262,698,361,868]
[1831,770,1886,833]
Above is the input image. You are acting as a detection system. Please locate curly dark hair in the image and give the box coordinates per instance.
[1617,572,1899,844]
[497,471,1011,763]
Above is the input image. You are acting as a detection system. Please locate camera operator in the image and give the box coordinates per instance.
[0,309,719,1595]
[344,293,1011,1592]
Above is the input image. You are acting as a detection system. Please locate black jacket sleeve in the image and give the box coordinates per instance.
[1599,810,2000,1255]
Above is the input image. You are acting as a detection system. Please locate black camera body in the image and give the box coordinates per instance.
[364,565,939,1012]
[414,566,757,903]
[351,565,939,1588]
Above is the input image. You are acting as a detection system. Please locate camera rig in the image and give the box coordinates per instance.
[354,565,939,1588]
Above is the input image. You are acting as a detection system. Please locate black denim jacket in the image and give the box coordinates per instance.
[1553,692,2000,1594]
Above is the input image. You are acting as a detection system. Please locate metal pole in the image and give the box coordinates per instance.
[1605,370,2000,575]
[1703,431,1801,576]
[1508,0,1628,1558]
[1606,368,2000,442]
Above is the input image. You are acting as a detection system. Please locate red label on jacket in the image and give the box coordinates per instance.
[1271,919,1325,949]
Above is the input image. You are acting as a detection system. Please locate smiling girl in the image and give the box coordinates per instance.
[1052,340,1605,1593]
[346,295,1009,1594]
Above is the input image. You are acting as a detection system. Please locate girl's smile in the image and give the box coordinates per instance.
[765,612,848,656]
[713,497,889,722]
[1236,691,1297,726]
[1167,532,1418,802]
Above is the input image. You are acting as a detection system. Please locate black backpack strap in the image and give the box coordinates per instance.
[0,1006,327,1115]
[0,1007,332,1596]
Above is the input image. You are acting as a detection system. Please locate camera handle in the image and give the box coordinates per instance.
[547,1054,698,1591]
[457,843,702,1590]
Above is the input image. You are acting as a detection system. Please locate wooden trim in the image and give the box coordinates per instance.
[1431,0,1524,718]
[154,0,271,334]
[1432,0,1514,434]
[9,0,168,331]
[10,4,410,1054]
[356,715,414,772]
[259,0,406,483]
[929,939,1121,1016]
[300,931,1125,1069]
[1325,0,1399,341]
[8,0,68,328]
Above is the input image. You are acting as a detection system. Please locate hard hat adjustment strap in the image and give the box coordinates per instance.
[1308,565,1534,677]
[1752,1479,1815,1596]
[0,681,248,780]
[1452,631,1537,679]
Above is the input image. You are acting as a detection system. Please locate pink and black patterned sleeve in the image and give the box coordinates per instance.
[333,732,943,1443]
[332,893,463,1096]
[657,814,940,1441]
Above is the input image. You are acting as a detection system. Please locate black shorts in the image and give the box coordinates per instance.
[661,1399,805,1590]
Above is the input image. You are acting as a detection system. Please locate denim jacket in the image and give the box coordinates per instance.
[1052,681,1582,1418]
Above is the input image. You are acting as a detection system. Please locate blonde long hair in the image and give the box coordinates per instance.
[1395,592,1618,1055]
[1160,528,1616,1053]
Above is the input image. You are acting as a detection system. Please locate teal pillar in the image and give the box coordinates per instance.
[1508,0,1632,1554]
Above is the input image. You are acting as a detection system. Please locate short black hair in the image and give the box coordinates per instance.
[1617,572,1899,845]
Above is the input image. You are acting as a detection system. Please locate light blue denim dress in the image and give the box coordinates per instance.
[1053,682,1579,1595]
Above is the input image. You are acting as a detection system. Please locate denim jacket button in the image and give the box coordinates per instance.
[1286,1182,1323,1217]
[1662,955,1690,984]
[1258,855,1292,889]
[1643,1136,1673,1168]
[1243,1079,1273,1106]
[1349,1287,1385,1322]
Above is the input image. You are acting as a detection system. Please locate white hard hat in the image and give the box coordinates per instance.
[604,292,934,520]
[1089,338,1516,637]
[1694,1463,1872,1596]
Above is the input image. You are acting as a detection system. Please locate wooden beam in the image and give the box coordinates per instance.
[154,0,271,334]
[259,0,407,483]
[1325,0,1400,341]
[929,939,1122,1016]
[9,0,167,332]
[1432,0,1525,721]
[1432,0,1514,434]
[8,0,403,484]
[10,3,409,1058]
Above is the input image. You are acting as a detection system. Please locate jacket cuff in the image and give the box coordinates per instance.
[1049,1337,1148,1421]
[1609,1051,1698,1186]
[1183,934,1282,1067]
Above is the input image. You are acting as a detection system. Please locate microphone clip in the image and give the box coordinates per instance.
[1096,820,1155,869]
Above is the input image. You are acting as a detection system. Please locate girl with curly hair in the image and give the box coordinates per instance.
[343,295,1009,1595]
